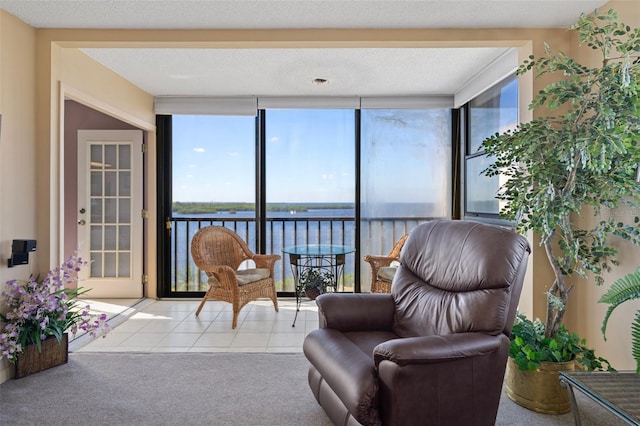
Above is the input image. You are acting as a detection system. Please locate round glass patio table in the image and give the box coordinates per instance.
[282,244,356,327]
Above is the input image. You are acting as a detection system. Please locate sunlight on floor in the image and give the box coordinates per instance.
[70,298,319,354]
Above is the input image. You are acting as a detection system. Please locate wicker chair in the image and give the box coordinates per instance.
[363,234,409,293]
[191,226,281,329]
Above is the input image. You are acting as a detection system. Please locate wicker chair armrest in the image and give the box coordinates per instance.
[363,255,397,272]
[252,254,281,272]
[207,265,240,290]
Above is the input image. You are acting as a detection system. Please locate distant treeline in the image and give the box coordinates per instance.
[173,202,353,214]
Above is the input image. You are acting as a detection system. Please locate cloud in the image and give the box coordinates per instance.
[228,151,239,157]
[269,136,280,143]
[193,147,205,153]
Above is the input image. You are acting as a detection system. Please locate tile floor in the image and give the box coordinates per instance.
[70,298,319,354]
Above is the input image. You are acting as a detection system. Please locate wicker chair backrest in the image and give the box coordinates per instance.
[191,226,253,272]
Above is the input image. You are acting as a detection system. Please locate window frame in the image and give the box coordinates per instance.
[462,73,518,226]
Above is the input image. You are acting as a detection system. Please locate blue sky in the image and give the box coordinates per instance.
[172,110,356,203]
[171,109,453,209]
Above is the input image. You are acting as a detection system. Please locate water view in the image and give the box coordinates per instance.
[170,206,357,293]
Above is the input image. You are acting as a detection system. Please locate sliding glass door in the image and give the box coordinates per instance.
[167,115,257,293]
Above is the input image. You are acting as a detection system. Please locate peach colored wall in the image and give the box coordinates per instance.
[0,10,37,383]
[561,0,640,372]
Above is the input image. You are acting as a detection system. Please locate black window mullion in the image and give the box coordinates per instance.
[256,110,267,254]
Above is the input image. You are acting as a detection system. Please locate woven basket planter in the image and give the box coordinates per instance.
[14,333,69,379]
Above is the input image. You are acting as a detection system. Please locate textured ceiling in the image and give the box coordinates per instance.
[0,0,610,97]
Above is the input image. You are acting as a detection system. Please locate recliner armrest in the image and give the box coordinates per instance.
[373,333,505,367]
[315,293,395,332]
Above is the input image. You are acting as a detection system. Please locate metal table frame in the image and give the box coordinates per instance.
[282,244,355,327]
[559,370,640,426]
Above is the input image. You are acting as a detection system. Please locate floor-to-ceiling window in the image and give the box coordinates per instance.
[265,109,356,292]
[157,105,454,297]
[360,109,452,291]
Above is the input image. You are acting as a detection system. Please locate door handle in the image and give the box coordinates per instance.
[78,219,86,226]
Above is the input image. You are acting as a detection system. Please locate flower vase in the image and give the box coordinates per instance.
[14,333,69,379]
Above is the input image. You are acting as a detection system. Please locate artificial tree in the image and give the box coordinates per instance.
[482,8,640,342]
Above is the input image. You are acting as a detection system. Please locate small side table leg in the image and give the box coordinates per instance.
[289,254,302,328]
[560,377,582,426]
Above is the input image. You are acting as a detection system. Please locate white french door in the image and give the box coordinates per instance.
[77,130,144,298]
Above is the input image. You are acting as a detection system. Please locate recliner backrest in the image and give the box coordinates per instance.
[391,220,530,338]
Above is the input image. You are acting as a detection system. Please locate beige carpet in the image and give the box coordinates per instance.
[0,352,627,425]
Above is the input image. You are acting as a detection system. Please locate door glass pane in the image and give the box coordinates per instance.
[104,225,117,250]
[90,226,102,250]
[119,199,130,223]
[119,171,131,196]
[119,225,131,250]
[171,115,256,293]
[105,171,117,196]
[91,199,102,223]
[118,253,131,277]
[119,145,131,169]
[360,109,452,291]
[90,145,102,168]
[104,144,117,169]
[265,109,356,292]
[90,172,102,196]
[90,252,102,277]
[104,253,116,277]
[105,199,117,223]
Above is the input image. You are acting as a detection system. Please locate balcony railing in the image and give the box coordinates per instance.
[169,216,430,294]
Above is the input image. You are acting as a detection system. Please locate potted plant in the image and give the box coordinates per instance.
[509,312,612,372]
[299,269,332,300]
[599,268,640,373]
[481,8,640,412]
[0,253,110,378]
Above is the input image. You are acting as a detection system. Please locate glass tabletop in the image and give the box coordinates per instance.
[282,244,356,256]
[559,371,640,424]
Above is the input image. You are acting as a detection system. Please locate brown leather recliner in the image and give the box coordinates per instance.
[303,220,530,426]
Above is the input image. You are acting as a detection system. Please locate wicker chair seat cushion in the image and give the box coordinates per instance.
[377,266,398,283]
[208,268,270,287]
